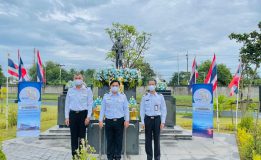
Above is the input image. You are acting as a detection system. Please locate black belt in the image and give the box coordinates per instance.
[70,110,87,114]
[145,115,160,119]
[106,117,124,122]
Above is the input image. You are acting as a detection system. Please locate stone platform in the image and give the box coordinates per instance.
[3,125,240,160]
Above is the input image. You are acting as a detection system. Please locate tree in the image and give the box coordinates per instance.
[28,61,97,85]
[132,59,155,85]
[0,65,5,86]
[105,23,152,68]
[28,64,37,82]
[105,23,155,85]
[197,60,232,86]
[83,69,95,85]
[229,21,261,109]
[169,71,190,86]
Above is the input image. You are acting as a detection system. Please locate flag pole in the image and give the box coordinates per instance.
[235,83,239,130]
[195,57,197,84]
[216,89,220,132]
[235,58,241,130]
[6,53,9,130]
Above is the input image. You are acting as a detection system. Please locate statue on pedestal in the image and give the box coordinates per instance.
[112,37,125,69]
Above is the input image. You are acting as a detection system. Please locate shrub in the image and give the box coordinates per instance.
[74,139,96,160]
[237,128,254,159]
[0,143,6,160]
[239,116,254,132]
[223,124,234,131]
[0,122,5,129]
[252,125,261,156]
[8,109,17,127]
[253,152,261,160]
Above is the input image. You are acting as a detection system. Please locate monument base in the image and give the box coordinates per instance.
[156,90,176,127]
[87,120,139,155]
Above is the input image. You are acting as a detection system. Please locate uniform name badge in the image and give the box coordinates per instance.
[154,105,159,111]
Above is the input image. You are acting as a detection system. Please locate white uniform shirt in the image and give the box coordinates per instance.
[65,86,93,119]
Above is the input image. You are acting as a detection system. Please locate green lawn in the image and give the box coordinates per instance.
[176,112,261,133]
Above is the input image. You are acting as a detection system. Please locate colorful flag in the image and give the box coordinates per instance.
[228,63,242,96]
[189,57,199,89]
[18,50,30,82]
[8,58,19,78]
[204,54,217,91]
[37,50,45,83]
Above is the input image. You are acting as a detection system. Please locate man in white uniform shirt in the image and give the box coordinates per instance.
[65,73,93,158]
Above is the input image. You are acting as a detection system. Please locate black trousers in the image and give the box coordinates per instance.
[69,110,88,157]
[105,117,124,160]
[145,115,161,160]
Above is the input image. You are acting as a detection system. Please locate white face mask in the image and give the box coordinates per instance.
[74,79,83,86]
[111,86,119,93]
[148,85,156,91]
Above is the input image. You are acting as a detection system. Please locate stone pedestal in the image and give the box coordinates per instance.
[57,94,66,127]
[156,90,176,127]
[87,120,139,155]
[87,120,106,154]
[123,120,139,155]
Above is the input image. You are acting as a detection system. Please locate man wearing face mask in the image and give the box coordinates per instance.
[99,80,129,160]
[65,73,93,158]
[140,79,167,160]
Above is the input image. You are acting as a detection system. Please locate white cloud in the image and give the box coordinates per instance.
[0,0,260,80]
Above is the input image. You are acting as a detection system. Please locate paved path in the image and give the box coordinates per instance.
[3,133,240,160]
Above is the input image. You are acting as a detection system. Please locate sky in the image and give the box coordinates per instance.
[0,0,260,81]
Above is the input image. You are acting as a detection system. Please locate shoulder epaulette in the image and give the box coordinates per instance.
[143,92,148,97]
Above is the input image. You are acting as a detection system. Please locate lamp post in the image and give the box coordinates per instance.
[57,64,65,84]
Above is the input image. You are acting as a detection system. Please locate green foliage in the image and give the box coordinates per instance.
[254,125,261,156]
[237,122,261,160]
[0,149,6,160]
[214,95,227,117]
[132,59,155,85]
[229,21,261,104]
[239,116,254,132]
[28,61,95,85]
[229,21,261,72]
[253,152,261,160]
[237,128,254,159]
[74,139,96,160]
[105,23,155,85]
[0,65,5,86]
[8,110,17,128]
[105,23,151,68]
[83,69,95,85]
[168,71,190,86]
[28,64,37,82]
[197,60,232,86]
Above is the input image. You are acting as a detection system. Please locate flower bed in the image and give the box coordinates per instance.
[94,68,142,89]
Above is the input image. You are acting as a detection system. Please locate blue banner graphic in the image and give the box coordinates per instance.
[17,82,42,137]
[192,84,213,138]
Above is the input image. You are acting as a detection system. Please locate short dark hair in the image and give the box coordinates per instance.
[110,80,120,86]
[148,79,157,85]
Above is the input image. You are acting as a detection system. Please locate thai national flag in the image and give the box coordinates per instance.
[189,57,199,90]
[228,63,242,96]
[18,50,30,82]
[204,54,217,91]
[37,50,45,83]
[8,58,19,78]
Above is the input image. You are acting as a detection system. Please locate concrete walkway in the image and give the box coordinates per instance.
[3,133,240,160]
